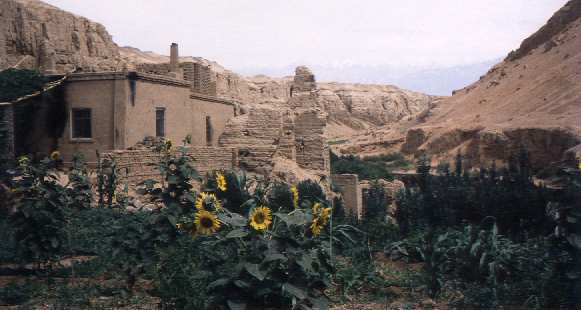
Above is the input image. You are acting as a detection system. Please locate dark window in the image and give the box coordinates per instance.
[156,108,165,137]
[205,116,213,145]
[72,108,92,139]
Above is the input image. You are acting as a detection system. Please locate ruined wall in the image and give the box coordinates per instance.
[295,110,329,172]
[184,62,217,97]
[331,174,362,219]
[105,147,237,184]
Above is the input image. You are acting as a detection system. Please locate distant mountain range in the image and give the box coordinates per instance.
[234,60,499,96]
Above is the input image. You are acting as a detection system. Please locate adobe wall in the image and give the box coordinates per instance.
[190,94,235,146]
[58,73,126,163]
[104,147,237,184]
[123,76,192,148]
[331,174,363,219]
[58,72,235,163]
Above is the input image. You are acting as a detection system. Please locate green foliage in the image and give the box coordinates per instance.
[297,179,326,206]
[9,157,67,263]
[330,152,395,180]
[396,150,551,238]
[96,153,122,208]
[0,69,49,102]
[268,181,295,212]
[201,208,334,309]
[153,236,209,309]
[66,153,92,209]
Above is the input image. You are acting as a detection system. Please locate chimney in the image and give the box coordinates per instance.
[170,43,179,73]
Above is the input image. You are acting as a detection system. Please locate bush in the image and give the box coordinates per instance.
[0,69,49,102]
[331,153,394,180]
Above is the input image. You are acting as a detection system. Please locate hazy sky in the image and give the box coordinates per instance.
[43,0,568,94]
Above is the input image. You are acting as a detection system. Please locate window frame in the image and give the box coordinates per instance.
[155,107,166,138]
[70,107,93,141]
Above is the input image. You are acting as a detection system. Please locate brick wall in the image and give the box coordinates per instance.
[104,146,237,184]
[331,174,362,219]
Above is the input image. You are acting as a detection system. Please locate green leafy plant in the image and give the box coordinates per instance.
[9,156,67,264]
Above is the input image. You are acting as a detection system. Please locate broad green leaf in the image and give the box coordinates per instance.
[227,229,249,239]
[282,283,307,299]
[227,300,247,310]
[219,212,247,227]
[275,211,307,226]
[245,263,265,281]
[208,278,231,290]
[263,253,287,263]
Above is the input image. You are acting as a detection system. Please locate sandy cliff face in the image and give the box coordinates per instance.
[0,0,123,72]
[339,0,581,170]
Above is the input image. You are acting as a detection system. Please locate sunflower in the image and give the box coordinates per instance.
[310,216,326,236]
[50,151,60,161]
[321,207,332,224]
[195,192,222,211]
[312,202,321,215]
[18,156,30,167]
[216,173,227,192]
[249,206,273,231]
[310,205,332,236]
[165,139,173,151]
[194,210,221,235]
[290,186,299,209]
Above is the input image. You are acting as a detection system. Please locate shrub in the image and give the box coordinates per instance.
[0,69,49,102]
[9,156,67,263]
[330,153,394,180]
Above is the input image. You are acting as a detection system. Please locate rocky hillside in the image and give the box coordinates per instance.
[339,0,581,170]
[0,0,123,72]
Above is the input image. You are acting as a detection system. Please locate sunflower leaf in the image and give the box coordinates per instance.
[226,229,249,239]
[208,278,231,290]
[244,263,266,281]
[263,253,287,263]
[282,283,307,299]
[275,211,307,226]
[218,212,247,227]
[227,300,247,310]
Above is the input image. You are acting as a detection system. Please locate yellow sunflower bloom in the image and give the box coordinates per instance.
[18,156,30,167]
[310,205,332,236]
[321,207,332,224]
[165,139,173,151]
[50,151,60,161]
[194,210,221,235]
[312,202,321,215]
[290,186,299,209]
[195,192,222,211]
[195,192,209,210]
[216,173,227,192]
[249,206,273,231]
[310,217,326,236]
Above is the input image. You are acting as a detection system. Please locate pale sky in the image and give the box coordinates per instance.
[43,0,568,94]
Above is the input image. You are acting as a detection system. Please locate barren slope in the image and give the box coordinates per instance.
[339,0,581,170]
